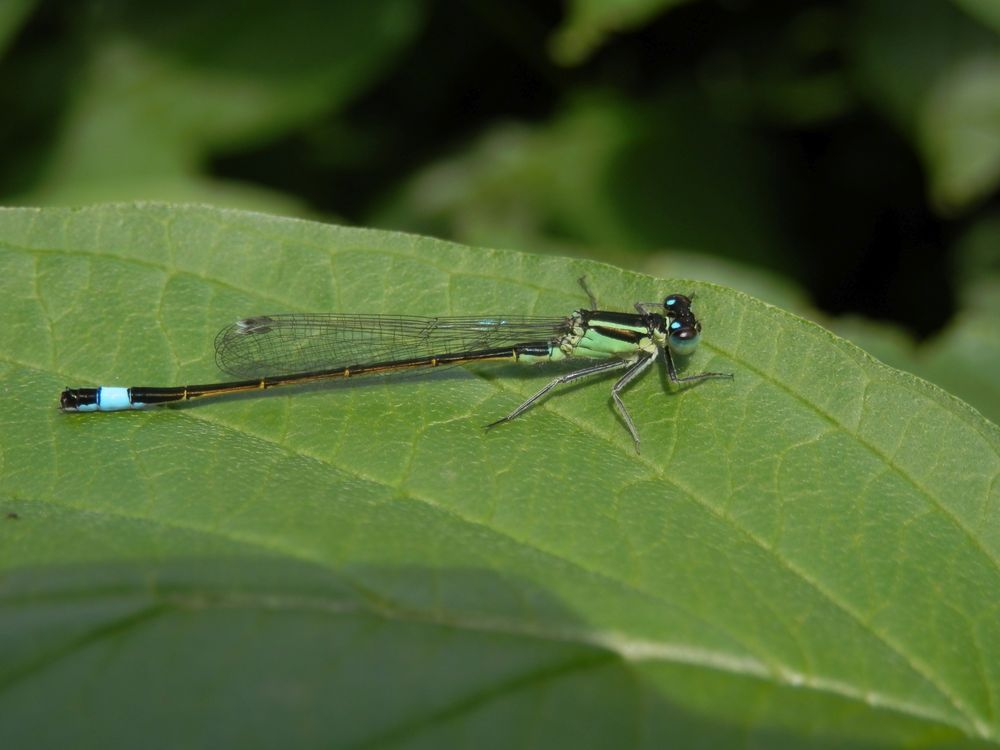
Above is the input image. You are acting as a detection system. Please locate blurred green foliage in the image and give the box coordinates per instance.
[1,0,998,422]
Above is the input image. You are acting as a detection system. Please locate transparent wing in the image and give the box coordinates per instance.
[214,313,574,377]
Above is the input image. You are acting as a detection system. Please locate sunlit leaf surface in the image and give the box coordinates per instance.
[1,205,998,749]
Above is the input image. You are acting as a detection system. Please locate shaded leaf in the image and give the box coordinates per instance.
[852,0,1000,212]
[551,0,695,65]
[922,56,1000,211]
[17,0,422,207]
[0,0,36,57]
[376,93,791,271]
[952,0,1000,35]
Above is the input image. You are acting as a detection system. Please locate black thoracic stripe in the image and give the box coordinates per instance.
[590,325,644,343]
[580,310,658,343]
[581,310,647,327]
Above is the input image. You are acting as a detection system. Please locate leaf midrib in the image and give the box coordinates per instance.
[12,382,984,738]
[7,217,997,737]
[18,334,997,736]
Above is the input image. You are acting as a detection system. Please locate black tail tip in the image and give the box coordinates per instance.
[60,388,79,411]
[60,388,98,411]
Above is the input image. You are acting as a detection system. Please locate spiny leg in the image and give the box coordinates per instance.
[662,346,734,384]
[611,353,656,452]
[486,357,630,430]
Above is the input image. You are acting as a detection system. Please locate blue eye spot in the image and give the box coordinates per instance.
[670,321,682,329]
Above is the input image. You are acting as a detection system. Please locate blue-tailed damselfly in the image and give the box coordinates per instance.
[60,284,732,450]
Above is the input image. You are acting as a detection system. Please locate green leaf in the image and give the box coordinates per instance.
[551,0,695,65]
[952,0,1000,35]
[376,93,791,270]
[642,251,812,314]
[922,57,1000,211]
[832,215,1000,427]
[852,0,1000,212]
[0,0,37,58]
[641,246,1000,428]
[834,294,1000,430]
[2,204,999,748]
[17,0,422,207]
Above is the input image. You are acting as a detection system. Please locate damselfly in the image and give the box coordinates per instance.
[60,283,732,450]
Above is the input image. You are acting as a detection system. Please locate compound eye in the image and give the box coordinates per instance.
[663,294,692,313]
[668,321,700,355]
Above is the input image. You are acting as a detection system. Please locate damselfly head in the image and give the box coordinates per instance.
[662,294,702,355]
